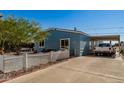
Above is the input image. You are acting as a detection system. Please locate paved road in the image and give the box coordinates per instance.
[6,56,124,83]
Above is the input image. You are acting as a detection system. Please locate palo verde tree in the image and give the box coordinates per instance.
[0,16,48,55]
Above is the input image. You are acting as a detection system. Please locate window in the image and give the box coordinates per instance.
[39,40,45,47]
[60,39,70,49]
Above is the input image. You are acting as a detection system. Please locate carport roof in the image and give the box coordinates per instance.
[90,35,120,41]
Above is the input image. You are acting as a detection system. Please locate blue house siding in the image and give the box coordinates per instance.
[69,33,80,56]
[79,35,90,56]
[35,28,90,56]
[45,30,81,56]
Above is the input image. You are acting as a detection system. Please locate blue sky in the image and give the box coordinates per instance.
[1,10,124,41]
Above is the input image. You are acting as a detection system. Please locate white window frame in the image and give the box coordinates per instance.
[39,39,45,48]
[60,38,70,50]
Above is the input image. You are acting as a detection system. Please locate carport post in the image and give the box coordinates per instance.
[118,38,121,54]
[91,41,94,48]
[110,41,112,44]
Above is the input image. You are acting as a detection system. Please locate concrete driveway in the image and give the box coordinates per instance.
[6,56,124,83]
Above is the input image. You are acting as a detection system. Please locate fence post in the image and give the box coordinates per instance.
[23,53,28,71]
[67,49,70,58]
[0,55,4,73]
[50,51,54,62]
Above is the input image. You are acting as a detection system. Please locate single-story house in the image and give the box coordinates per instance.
[34,28,90,56]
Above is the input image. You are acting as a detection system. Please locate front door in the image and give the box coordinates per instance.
[60,38,70,50]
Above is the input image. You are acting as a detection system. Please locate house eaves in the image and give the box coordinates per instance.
[46,28,89,36]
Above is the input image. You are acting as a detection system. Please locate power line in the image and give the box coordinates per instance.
[89,33,124,34]
[83,26,124,30]
[88,33,124,36]
[81,26,124,37]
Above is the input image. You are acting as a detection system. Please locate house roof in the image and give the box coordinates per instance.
[46,28,89,36]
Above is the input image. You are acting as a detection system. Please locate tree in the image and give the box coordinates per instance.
[0,17,12,54]
[0,16,48,55]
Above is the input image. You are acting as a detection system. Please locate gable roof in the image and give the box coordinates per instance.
[46,28,89,36]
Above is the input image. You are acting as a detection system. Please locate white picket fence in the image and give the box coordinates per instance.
[0,50,69,73]
[50,50,69,62]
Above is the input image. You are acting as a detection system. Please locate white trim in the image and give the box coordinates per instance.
[60,38,70,50]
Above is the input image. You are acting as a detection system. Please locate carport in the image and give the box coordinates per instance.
[90,35,120,52]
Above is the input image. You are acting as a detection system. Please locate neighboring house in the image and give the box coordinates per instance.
[34,28,90,56]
